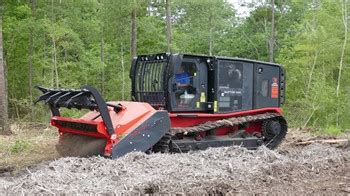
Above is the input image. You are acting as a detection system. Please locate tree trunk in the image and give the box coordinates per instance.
[264,17,269,61]
[131,7,137,61]
[209,14,213,56]
[336,0,348,126]
[121,43,125,100]
[100,29,105,95]
[0,5,9,133]
[166,0,172,53]
[306,52,318,93]
[52,37,58,88]
[269,0,275,63]
[51,0,58,88]
[28,0,36,120]
[307,0,319,94]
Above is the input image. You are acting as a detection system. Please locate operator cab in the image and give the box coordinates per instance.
[130,53,285,114]
[169,56,208,112]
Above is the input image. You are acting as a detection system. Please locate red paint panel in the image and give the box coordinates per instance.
[50,101,157,156]
[170,107,282,128]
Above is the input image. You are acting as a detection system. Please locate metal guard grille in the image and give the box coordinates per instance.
[54,120,98,133]
[134,55,168,108]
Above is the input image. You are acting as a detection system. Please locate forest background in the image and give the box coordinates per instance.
[0,0,349,133]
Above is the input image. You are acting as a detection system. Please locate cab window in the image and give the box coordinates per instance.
[174,60,197,107]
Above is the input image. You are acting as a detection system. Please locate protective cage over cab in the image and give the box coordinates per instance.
[130,53,285,114]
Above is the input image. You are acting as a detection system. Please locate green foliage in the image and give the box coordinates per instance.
[173,0,236,55]
[2,0,350,131]
[277,0,348,130]
[60,108,91,119]
[10,139,30,153]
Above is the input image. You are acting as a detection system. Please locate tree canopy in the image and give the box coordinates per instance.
[1,0,350,131]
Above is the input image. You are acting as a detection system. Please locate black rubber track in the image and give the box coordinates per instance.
[152,132,172,153]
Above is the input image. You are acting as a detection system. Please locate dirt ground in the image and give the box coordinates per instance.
[0,126,349,194]
[0,123,59,174]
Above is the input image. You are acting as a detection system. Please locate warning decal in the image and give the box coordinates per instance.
[271,77,279,98]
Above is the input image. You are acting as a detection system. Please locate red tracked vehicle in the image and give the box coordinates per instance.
[35,53,287,158]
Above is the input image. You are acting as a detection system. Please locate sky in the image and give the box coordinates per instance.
[229,0,251,17]
[228,0,261,17]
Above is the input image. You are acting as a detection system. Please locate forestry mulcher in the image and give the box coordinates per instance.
[35,53,287,158]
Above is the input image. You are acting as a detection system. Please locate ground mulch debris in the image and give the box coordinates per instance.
[0,143,349,194]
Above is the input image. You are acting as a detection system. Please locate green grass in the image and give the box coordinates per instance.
[10,139,31,153]
[317,125,344,136]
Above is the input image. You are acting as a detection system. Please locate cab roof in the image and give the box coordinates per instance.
[136,53,283,68]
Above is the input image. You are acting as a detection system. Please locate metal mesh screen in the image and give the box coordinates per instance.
[134,57,168,108]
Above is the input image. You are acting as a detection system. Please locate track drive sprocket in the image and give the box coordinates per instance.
[262,116,288,149]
